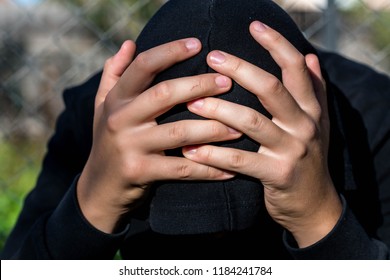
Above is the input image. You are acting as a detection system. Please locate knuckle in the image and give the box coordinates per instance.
[177,163,191,179]
[168,123,187,144]
[102,90,115,110]
[270,31,284,45]
[291,139,309,161]
[275,160,295,186]
[290,53,306,71]
[227,151,245,169]
[266,77,284,95]
[313,103,324,123]
[198,146,213,162]
[207,121,229,141]
[231,58,243,73]
[243,109,263,133]
[150,82,171,102]
[205,166,220,179]
[210,122,222,139]
[168,41,188,56]
[301,118,319,142]
[196,76,208,92]
[103,57,114,71]
[165,44,176,57]
[122,157,145,182]
[106,111,122,133]
[133,52,151,72]
[294,60,308,77]
[205,99,221,115]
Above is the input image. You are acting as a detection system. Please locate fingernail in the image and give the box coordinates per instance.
[183,146,198,155]
[209,51,226,64]
[223,171,236,178]
[253,21,267,32]
[215,75,229,88]
[228,127,241,135]
[188,98,204,110]
[185,38,200,51]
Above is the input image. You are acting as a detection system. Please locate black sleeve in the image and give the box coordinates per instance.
[284,196,389,259]
[283,51,390,259]
[0,72,128,259]
[320,51,390,246]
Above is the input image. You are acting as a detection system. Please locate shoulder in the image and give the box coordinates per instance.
[318,50,390,106]
[62,71,102,110]
[318,50,390,148]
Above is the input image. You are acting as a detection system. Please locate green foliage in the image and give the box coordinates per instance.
[371,11,390,50]
[341,3,390,51]
[0,139,45,252]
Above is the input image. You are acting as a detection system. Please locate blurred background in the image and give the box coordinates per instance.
[0,0,389,252]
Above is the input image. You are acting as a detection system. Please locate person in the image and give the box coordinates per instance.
[1,0,389,259]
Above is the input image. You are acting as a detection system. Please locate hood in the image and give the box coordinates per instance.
[134,0,318,234]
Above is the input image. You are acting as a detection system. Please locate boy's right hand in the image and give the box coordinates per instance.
[77,38,240,234]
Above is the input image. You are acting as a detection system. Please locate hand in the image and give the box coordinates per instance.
[183,21,342,247]
[77,39,240,233]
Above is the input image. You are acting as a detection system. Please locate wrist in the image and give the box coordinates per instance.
[76,170,129,234]
[289,184,343,248]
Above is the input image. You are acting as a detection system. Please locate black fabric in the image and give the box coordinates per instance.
[1,0,389,259]
[284,196,388,259]
[1,51,389,260]
[134,0,322,234]
[319,50,390,245]
[45,176,129,259]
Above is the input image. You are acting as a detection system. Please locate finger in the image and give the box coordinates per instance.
[96,40,136,108]
[183,145,277,180]
[249,21,320,116]
[125,74,231,124]
[187,97,288,149]
[113,38,202,99]
[140,120,242,151]
[144,156,236,181]
[305,54,328,122]
[207,50,303,125]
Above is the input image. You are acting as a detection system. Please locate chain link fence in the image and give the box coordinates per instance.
[0,0,389,250]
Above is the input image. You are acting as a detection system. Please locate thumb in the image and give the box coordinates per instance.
[96,40,136,108]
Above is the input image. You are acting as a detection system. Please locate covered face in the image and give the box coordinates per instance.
[134,0,318,234]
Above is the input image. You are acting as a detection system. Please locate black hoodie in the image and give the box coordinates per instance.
[1,0,389,259]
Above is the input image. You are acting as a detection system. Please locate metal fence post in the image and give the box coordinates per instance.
[325,0,338,51]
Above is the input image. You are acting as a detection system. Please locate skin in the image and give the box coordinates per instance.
[78,38,239,233]
[77,21,342,248]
